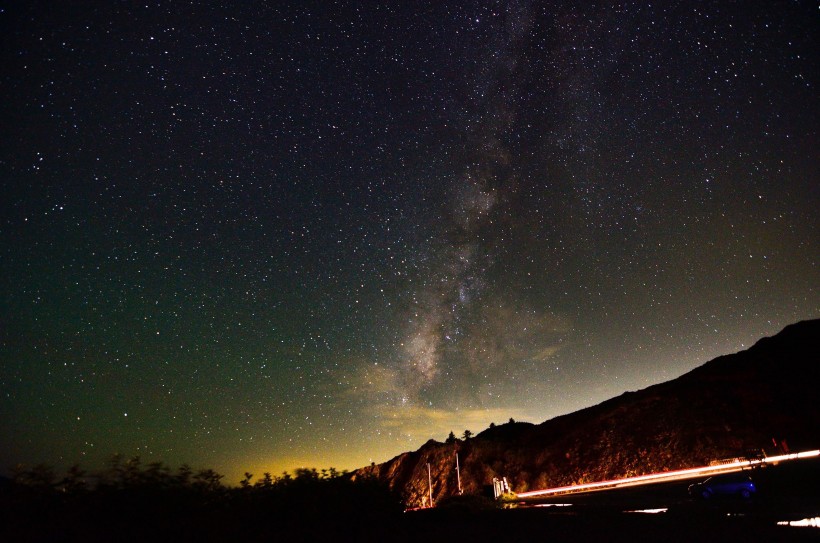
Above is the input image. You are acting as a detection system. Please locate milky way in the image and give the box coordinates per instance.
[1,1,817,481]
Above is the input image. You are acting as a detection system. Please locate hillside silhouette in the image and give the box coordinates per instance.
[3,320,817,541]
[354,319,820,506]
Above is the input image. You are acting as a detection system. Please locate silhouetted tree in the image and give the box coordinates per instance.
[11,463,56,490]
[144,461,170,487]
[193,468,223,492]
[446,431,457,443]
[463,429,473,440]
[294,467,319,481]
[255,472,273,488]
[59,464,87,494]
[122,456,142,486]
[176,463,193,486]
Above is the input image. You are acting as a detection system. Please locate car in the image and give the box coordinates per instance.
[688,472,756,499]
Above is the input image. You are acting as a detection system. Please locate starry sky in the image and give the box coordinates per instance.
[1,1,817,483]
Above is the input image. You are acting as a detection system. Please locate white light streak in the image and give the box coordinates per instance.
[625,508,668,514]
[517,449,820,499]
[777,517,820,528]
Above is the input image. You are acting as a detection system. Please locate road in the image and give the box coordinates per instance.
[403,451,820,542]
[516,449,819,499]
[512,449,820,536]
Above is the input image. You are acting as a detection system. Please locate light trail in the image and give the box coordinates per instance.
[778,517,820,528]
[625,508,668,514]
[517,449,819,499]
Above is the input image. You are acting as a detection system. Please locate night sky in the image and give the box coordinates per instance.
[1,1,817,483]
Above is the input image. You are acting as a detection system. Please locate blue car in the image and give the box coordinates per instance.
[688,472,756,499]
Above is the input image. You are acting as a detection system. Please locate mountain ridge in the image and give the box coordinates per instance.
[352,319,820,507]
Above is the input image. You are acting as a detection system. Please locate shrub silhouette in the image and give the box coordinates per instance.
[1,458,403,542]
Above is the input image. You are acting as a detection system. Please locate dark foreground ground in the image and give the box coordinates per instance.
[7,503,818,543]
[3,457,818,542]
[405,506,820,543]
[2,507,817,543]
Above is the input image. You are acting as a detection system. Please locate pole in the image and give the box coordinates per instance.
[427,463,434,507]
[456,453,462,495]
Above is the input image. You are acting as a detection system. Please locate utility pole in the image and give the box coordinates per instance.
[456,453,463,495]
[427,462,434,507]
